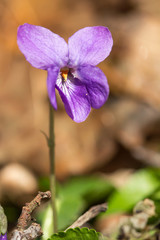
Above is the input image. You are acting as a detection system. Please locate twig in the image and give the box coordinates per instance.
[11,223,42,240]
[132,146,160,167]
[117,132,160,168]
[11,191,51,240]
[66,203,107,230]
[17,191,51,231]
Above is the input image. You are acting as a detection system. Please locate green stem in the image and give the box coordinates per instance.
[48,102,57,233]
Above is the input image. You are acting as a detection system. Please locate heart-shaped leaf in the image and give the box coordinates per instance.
[48,227,105,240]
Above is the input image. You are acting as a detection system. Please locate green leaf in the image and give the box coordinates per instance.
[41,197,85,240]
[41,204,53,240]
[106,169,160,214]
[57,195,85,230]
[41,175,113,239]
[60,176,113,204]
[48,227,105,240]
[0,205,7,235]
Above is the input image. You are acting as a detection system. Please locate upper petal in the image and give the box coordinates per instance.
[47,67,60,109]
[76,65,109,109]
[17,23,68,69]
[68,26,113,67]
[55,75,91,123]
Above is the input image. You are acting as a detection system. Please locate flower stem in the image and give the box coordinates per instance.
[48,102,57,233]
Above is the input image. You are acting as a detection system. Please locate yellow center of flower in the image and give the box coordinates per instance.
[61,68,69,82]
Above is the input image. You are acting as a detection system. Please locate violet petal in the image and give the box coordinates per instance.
[17,23,68,69]
[0,233,7,240]
[77,65,109,108]
[47,67,60,109]
[68,26,113,67]
[56,76,91,123]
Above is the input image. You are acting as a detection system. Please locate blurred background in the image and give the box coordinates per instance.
[0,0,160,236]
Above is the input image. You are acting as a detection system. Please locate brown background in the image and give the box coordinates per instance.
[0,0,160,206]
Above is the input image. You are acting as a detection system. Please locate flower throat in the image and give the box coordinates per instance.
[60,67,69,82]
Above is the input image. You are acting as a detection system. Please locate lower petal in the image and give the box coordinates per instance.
[56,77,91,123]
[77,65,109,109]
[47,67,60,109]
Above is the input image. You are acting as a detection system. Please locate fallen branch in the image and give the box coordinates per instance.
[11,223,42,240]
[66,203,107,230]
[132,146,160,167]
[11,191,51,240]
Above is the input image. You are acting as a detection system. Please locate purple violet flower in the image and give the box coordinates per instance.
[17,24,113,122]
[0,233,7,240]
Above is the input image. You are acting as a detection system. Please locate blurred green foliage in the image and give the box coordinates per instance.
[38,175,113,239]
[106,168,160,215]
[38,168,160,239]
